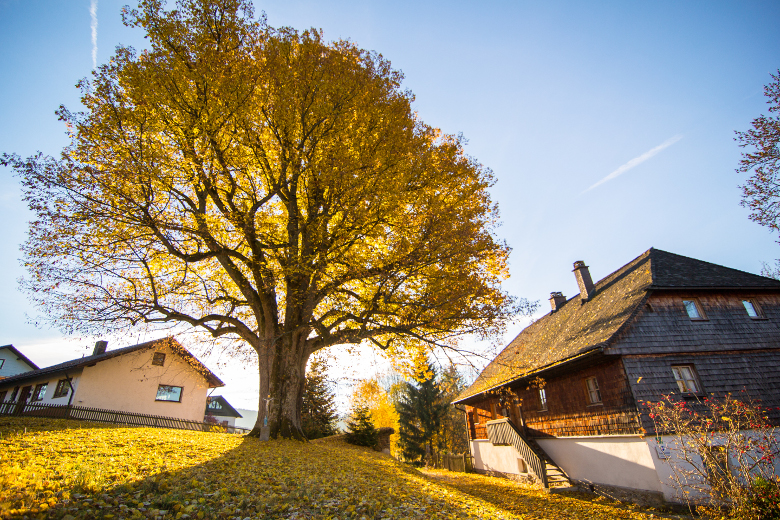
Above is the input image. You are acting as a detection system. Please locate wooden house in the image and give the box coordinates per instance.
[454,248,780,504]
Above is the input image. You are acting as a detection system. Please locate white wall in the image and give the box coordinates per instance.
[648,432,780,503]
[536,436,662,492]
[470,439,529,475]
[0,371,81,404]
[73,345,211,422]
[0,347,36,378]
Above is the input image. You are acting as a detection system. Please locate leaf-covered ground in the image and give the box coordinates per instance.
[1,417,685,519]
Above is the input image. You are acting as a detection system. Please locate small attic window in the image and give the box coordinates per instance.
[152,352,166,366]
[742,299,765,319]
[538,388,548,411]
[683,299,707,320]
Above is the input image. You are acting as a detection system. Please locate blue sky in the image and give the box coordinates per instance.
[1,0,779,410]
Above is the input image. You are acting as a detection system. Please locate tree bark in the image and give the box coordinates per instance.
[248,334,310,440]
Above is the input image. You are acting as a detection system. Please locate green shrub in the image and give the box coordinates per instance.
[739,477,780,520]
[345,404,378,448]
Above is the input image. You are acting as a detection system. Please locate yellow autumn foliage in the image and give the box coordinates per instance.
[1,418,676,519]
[351,377,401,455]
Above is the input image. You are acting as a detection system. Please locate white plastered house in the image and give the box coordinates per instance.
[204,395,243,427]
[0,345,40,378]
[0,337,224,422]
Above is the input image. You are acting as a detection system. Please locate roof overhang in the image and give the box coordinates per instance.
[453,346,608,406]
[649,285,780,292]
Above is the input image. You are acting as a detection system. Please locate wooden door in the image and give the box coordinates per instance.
[14,386,31,415]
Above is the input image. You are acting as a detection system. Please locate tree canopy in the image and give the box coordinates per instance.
[2,0,525,439]
[738,70,780,242]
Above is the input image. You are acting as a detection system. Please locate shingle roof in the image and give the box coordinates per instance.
[648,249,780,289]
[0,345,40,371]
[0,337,224,388]
[455,248,780,403]
[205,395,243,418]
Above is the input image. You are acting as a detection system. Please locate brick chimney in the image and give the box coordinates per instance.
[573,261,596,302]
[93,340,108,356]
[549,292,566,312]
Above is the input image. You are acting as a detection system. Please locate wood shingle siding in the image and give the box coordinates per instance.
[608,293,780,355]
[505,358,641,437]
[624,350,780,434]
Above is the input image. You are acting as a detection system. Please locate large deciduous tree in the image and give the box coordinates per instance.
[1,0,524,439]
[738,70,780,244]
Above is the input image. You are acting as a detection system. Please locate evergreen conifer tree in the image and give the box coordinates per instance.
[396,359,448,465]
[301,356,338,439]
[438,363,469,454]
[345,404,379,447]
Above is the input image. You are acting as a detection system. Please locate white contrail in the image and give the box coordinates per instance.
[90,0,98,69]
[583,134,683,193]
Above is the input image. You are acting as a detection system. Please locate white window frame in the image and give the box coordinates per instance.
[585,376,602,404]
[672,365,702,395]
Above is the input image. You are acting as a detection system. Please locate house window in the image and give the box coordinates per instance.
[683,299,707,320]
[152,352,166,366]
[207,400,223,410]
[156,384,183,402]
[53,379,71,398]
[0,358,4,369]
[585,377,602,404]
[672,365,702,394]
[31,383,48,402]
[538,388,548,411]
[742,299,764,319]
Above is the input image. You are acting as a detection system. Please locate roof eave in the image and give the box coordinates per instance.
[1,345,40,370]
[453,345,606,405]
[649,285,780,291]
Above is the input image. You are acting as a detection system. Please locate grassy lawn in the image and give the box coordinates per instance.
[0,417,685,520]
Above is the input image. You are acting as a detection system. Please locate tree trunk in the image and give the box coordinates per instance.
[248,333,309,440]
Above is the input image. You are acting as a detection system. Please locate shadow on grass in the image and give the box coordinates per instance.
[2,417,496,520]
[420,470,691,520]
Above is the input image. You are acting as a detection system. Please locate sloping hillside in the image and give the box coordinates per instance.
[0,418,678,519]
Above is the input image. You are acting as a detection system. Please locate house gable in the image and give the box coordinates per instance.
[0,345,40,378]
[74,341,215,421]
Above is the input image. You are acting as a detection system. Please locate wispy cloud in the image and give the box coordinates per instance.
[583,134,683,193]
[90,0,98,69]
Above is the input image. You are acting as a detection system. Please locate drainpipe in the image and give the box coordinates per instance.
[64,372,76,419]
